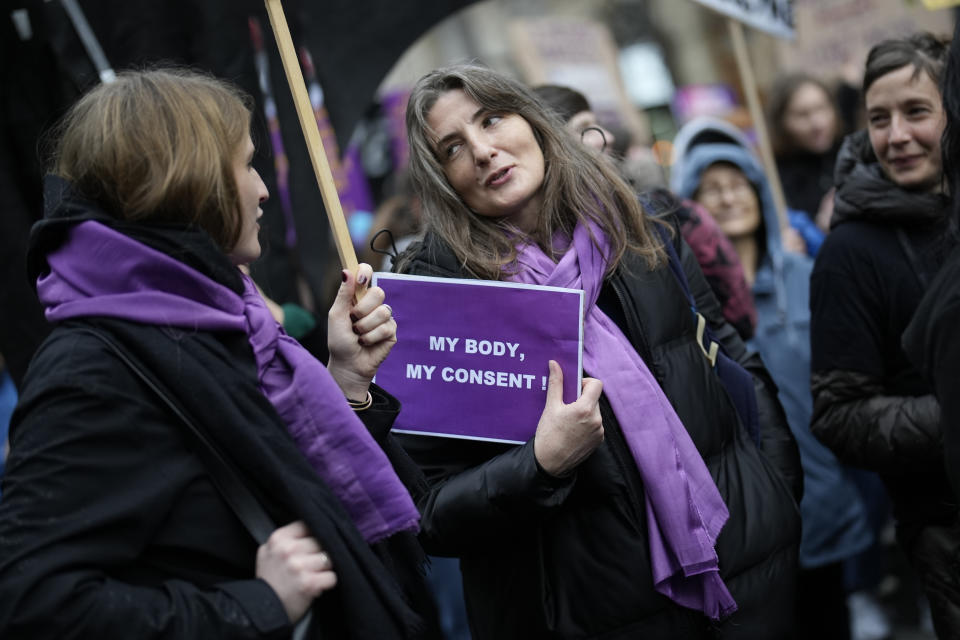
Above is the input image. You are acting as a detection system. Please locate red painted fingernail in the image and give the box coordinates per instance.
[341,270,348,282]
[349,313,359,323]
[357,273,368,285]
[352,325,362,335]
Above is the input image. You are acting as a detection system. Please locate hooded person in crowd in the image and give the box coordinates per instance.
[674,124,874,640]
[392,63,801,640]
[810,32,960,638]
[0,69,439,640]
[672,116,823,257]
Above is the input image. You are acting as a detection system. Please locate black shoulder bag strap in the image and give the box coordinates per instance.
[77,327,276,542]
[654,226,762,448]
[78,327,315,638]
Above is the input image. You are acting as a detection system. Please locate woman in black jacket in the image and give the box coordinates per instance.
[809,33,960,638]
[0,69,437,639]
[393,63,801,640]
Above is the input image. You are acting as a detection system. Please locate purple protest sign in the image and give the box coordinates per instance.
[373,273,584,444]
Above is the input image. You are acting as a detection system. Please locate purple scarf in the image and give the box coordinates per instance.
[508,220,737,620]
[36,220,419,543]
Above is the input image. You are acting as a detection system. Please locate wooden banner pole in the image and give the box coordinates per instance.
[727,18,789,230]
[264,0,359,274]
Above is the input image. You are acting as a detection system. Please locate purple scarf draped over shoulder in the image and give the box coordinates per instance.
[508,220,737,620]
[36,220,419,543]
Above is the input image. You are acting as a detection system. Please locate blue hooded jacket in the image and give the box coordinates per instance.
[675,133,872,568]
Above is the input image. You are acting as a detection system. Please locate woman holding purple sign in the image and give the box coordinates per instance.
[0,69,439,639]
[394,64,802,639]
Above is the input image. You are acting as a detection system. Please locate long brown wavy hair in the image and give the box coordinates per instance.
[50,68,253,253]
[401,64,664,280]
[766,73,841,156]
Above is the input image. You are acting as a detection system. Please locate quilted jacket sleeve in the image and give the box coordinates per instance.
[810,368,941,473]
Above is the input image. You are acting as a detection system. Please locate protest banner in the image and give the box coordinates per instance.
[777,0,954,74]
[689,0,795,39]
[372,273,584,444]
[922,0,960,9]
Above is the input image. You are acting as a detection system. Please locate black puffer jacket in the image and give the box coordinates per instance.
[810,131,959,634]
[394,224,801,639]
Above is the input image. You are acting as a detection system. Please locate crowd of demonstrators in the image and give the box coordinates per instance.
[3,9,960,640]
[810,32,960,639]
[673,122,874,640]
[0,69,440,640]
[768,72,847,234]
[393,63,801,640]
[904,21,960,507]
[531,85,758,340]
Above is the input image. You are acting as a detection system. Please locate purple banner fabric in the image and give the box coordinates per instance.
[373,273,584,444]
[381,89,411,171]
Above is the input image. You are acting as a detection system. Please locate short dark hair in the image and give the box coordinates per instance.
[863,32,949,96]
[531,85,592,124]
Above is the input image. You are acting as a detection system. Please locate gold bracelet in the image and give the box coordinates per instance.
[346,391,373,411]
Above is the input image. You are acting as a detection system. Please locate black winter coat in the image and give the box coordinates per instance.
[394,226,801,640]
[810,131,957,534]
[810,131,960,635]
[903,244,960,501]
[0,198,437,640]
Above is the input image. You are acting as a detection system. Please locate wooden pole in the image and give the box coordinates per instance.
[727,18,789,230]
[264,0,359,273]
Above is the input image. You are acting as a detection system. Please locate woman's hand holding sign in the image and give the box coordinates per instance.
[328,263,398,401]
[534,360,604,477]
